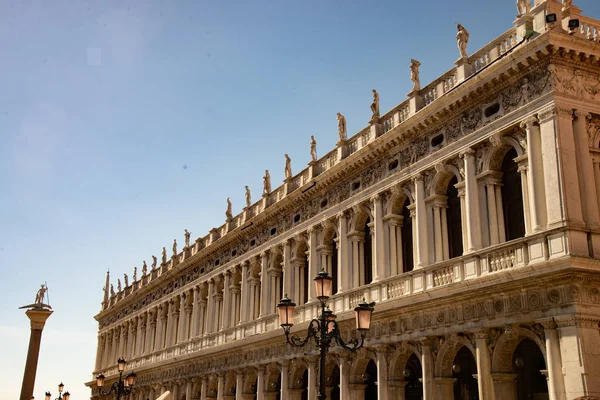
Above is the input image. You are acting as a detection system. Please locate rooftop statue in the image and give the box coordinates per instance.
[34,284,47,305]
[370,89,380,118]
[310,136,317,162]
[142,261,148,276]
[226,197,233,219]
[263,170,271,194]
[117,279,122,293]
[245,186,252,208]
[410,59,422,93]
[173,239,178,256]
[284,154,292,180]
[516,0,531,16]
[337,113,347,141]
[133,267,137,281]
[184,229,191,247]
[151,255,157,270]
[457,24,470,60]
[563,0,572,9]
[162,247,167,264]
[110,284,115,297]
[123,273,129,287]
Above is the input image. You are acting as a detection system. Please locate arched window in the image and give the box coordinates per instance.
[501,148,525,241]
[446,176,463,259]
[364,359,378,399]
[364,218,373,285]
[401,199,414,272]
[513,339,548,398]
[452,346,478,399]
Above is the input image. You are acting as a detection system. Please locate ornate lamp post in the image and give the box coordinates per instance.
[44,382,71,400]
[96,358,137,400]
[277,270,375,400]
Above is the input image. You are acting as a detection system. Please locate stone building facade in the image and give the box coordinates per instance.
[87,1,600,399]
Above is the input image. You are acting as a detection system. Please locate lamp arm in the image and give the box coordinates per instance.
[284,319,320,347]
[98,381,120,396]
[330,322,365,352]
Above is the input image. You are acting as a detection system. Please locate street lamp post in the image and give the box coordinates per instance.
[277,270,375,400]
[44,382,71,400]
[95,358,137,400]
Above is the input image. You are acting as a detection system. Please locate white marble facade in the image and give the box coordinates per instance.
[88,1,600,399]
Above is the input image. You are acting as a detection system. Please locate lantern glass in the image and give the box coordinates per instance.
[354,299,375,331]
[314,270,333,299]
[96,374,106,388]
[117,358,127,372]
[58,383,64,393]
[277,295,296,327]
[326,311,337,333]
[127,372,137,386]
[63,392,70,400]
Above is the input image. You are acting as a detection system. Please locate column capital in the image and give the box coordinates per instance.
[573,109,590,120]
[520,115,540,128]
[413,173,424,183]
[535,317,557,330]
[459,148,475,159]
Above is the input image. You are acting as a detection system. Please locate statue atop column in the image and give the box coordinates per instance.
[172,239,178,256]
[310,136,317,162]
[142,261,148,276]
[34,284,48,305]
[456,24,470,60]
[151,255,157,270]
[263,170,271,195]
[370,89,380,119]
[184,229,191,247]
[245,186,252,208]
[562,0,572,10]
[337,113,347,141]
[133,267,137,281]
[410,59,421,93]
[117,279,122,293]
[110,284,115,297]
[226,197,233,219]
[123,273,129,287]
[162,247,167,264]
[284,154,292,180]
[516,0,531,16]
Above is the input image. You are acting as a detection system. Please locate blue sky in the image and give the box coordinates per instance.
[2,0,599,398]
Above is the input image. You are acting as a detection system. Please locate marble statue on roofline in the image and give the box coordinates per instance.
[162,247,167,264]
[133,267,137,281]
[172,239,178,256]
[410,59,421,93]
[516,0,531,16]
[226,197,233,219]
[310,136,317,162]
[142,261,148,276]
[337,113,347,141]
[184,229,191,247]
[123,273,128,287]
[110,284,115,297]
[151,255,157,270]
[245,186,252,208]
[284,154,292,180]
[263,170,271,194]
[457,24,470,60]
[370,89,380,118]
[117,279,122,292]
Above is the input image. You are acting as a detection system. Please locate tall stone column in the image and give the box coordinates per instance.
[206,280,215,332]
[517,161,532,235]
[19,308,53,400]
[213,291,223,333]
[307,228,318,301]
[461,148,483,252]
[217,373,225,400]
[178,295,187,343]
[222,272,231,330]
[307,359,317,400]
[230,281,240,327]
[280,361,289,399]
[282,240,293,299]
[165,299,175,346]
[199,297,207,336]
[338,356,351,400]
[236,370,244,400]
[201,377,208,400]
[414,174,429,268]
[384,215,402,276]
[474,330,495,400]
[118,325,126,358]
[372,194,386,282]
[337,212,349,292]
[522,116,547,232]
[94,333,104,371]
[485,179,500,245]
[256,366,265,400]
[376,348,389,400]
[576,112,600,248]
[145,310,156,353]
[239,263,249,325]
[186,380,193,400]
[420,339,434,400]
[191,287,199,338]
[538,318,566,400]
[259,252,270,316]
[127,320,135,359]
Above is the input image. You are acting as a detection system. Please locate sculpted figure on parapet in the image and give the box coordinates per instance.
[516,0,531,16]
[172,239,178,256]
[142,261,148,276]
[263,170,271,194]
[410,59,421,93]
[310,135,317,162]
[162,247,167,264]
[370,89,380,118]
[110,284,115,297]
[117,279,122,292]
[184,229,191,247]
[284,154,292,180]
[245,186,251,208]
[152,255,157,270]
[133,267,137,281]
[123,273,128,287]
[337,112,347,141]
[226,197,233,219]
[34,284,47,305]
[457,24,470,59]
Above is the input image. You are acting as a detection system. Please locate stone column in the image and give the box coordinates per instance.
[339,356,351,400]
[522,116,547,232]
[260,252,270,316]
[389,381,408,400]
[434,378,456,399]
[307,359,317,400]
[186,380,193,400]
[200,377,208,400]
[217,373,225,400]
[408,205,418,269]
[94,334,104,371]
[199,297,207,336]
[384,215,402,276]
[307,228,318,301]
[172,382,180,400]
[485,179,500,245]
[222,272,231,330]
[414,174,429,268]
[372,194,386,282]
[118,325,126,358]
[421,339,434,400]
[474,330,495,400]
[230,280,240,327]
[576,113,600,238]
[516,161,532,235]
[19,308,53,400]
[256,366,265,400]
[235,370,244,400]
[239,263,249,325]
[155,305,165,350]
[280,361,290,400]
[491,374,517,399]
[349,384,366,400]
[191,287,199,338]
[178,295,187,343]
[145,310,156,353]
[457,184,468,255]
[165,299,175,346]
[337,212,349,292]
[127,320,136,358]
[282,240,293,299]
[461,148,483,252]
[538,318,566,400]
[376,348,389,400]
[213,290,223,333]
[206,280,215,333]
